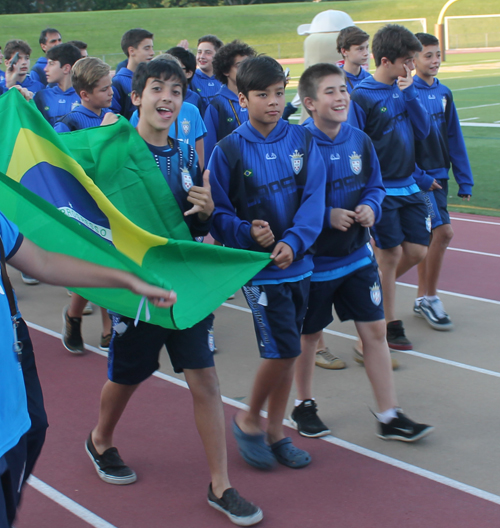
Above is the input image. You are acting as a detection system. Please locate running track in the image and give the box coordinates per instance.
[15,212,500,528]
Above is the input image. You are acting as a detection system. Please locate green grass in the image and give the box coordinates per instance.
[0,0,499,65]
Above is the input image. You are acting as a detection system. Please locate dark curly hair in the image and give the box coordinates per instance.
[213,40,256,85]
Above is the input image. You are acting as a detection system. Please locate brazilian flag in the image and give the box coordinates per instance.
[0,89,269,329]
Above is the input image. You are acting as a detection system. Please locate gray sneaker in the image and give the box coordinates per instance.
[420,297,453,331]
[413,297,423,317]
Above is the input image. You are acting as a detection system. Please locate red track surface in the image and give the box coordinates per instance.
[15,212,500,528]
[400,213,500,301]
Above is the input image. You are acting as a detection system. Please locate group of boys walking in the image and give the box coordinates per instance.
[0,20,473,528]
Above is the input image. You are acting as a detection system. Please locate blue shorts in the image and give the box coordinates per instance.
[302,260,384,334]
[422,180,450,230]
[108,314,215,384]
[371,193,431,249]
[242,279,310,359]
[0,435,27,528]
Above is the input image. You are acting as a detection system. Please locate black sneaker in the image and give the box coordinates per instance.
[386,320,412,351]
[62,306,84,354]
[21,273,39,285]
[208,484,263,526]
[290,399,331,438]
[420,297,453,331]
[85,433,137,485]
[377,410,434,442]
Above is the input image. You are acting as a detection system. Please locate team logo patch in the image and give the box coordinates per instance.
[266,153,277,160]
[370,282,382,306]
[58,98,66,104]
[428,94,436,100]
[330,153,340,161]
[181,118,191,135]
[290,149,303,175]
[442,96,447,112]
[349,151,362,175]
[227,117,234,122]
[392,93,400,98]
[44,106,49,111]
[181,167,193,191]
[71,101,80,111]
[380,106,387,113]
[426,215,432,233]
[244,169,253,178]
[208,327,215,352]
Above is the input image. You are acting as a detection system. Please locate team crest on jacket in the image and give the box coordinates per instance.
[181,118,191,136]
[426,215,432,233]
[181,167,193,191]
[370,282,382,306]
[290,150,303,175]
[349,151,362,175]
[442,96,447,112]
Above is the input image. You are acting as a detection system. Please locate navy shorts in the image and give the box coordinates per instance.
[0,435,27,528]
[108,313,215,384]
[422,180,450,230]
[302,260,384,335]
[371,193,431,249]
[242,278,310,359]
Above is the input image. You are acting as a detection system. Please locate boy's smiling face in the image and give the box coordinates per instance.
[305,74,349,127]
[132,75,183,133]
[239,80,285,136]
[415,44,441,78]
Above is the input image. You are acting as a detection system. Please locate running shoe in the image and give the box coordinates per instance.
[315,347,346,370]
[377,410,434,442]
[62,306,84,354]
[420,297,453,331]
[386,320,412,351]
[208,484,263,526]
[290,399,331,438]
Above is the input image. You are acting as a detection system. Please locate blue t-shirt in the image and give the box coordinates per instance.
[208,119,326,283]
[54,105,112,133]
[111,67,135,120]
[204,85,249,162]
[0,212,30,459]
[34,85,81,127]
[190,69,222,112]
[130,102,206,148]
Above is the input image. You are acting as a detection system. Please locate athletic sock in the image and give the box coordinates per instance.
[376,407,398,424]
[425,295,439,302]
[294,398,314,407]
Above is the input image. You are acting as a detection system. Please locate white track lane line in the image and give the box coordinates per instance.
[450,217,500,226]
[27,476,118,528]
[447,247,500,258]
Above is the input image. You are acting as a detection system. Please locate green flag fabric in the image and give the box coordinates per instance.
[0,88,269,329]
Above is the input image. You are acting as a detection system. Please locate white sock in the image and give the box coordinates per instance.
[295,398,314,407]
[425,295,439,302]
[376,407,398,424]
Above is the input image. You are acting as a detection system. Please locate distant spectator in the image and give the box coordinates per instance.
[31,28,62,86]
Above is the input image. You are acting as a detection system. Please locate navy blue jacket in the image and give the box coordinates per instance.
[190,69,222,112]
[305,121,385,273]
[412,75,473,196]
[348,77,430,189]
[35,85,80,127]
[208,119,325,282]
[30,57,48,86]
[54,105,112,132]
[204,85,249,161]
[111,67,135,120]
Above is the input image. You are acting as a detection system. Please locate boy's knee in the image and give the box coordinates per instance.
[378,246,402,267]
[433,224,454,246]
[186,368,221,399]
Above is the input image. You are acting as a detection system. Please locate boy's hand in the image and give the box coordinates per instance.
[354,204,375,227]
[429,179,442,191]
[330,208,356,231]
[5,60,22,88]
[185,169,214,221]
[250,219,275,248]
[177,39,189,50]
[100,112,119,126]
[398,64,413,91]
[459,194,471,202]
[271,241,294,269]
[128,277,177,308]
[9,85,33,101]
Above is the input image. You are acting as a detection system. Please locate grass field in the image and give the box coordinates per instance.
[0,0,498,216]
